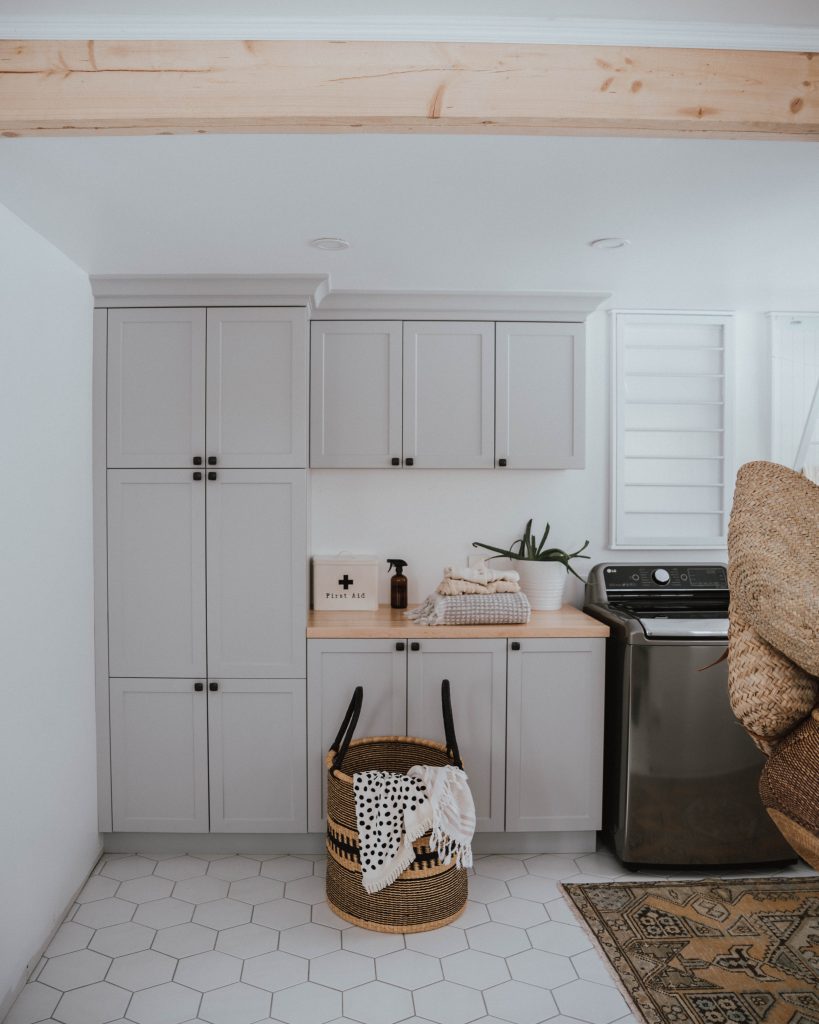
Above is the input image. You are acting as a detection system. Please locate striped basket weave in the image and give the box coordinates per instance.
[325,682,468,933]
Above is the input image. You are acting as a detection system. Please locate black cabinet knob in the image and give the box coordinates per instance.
[208,472,217,481]
[410,642,420,651]
[209,681,219,691]
[396,642,405,651]
[193,472,202,481]
[194,682,204,692]
[391,457,400,466]
[193,456,202,466]
[208,456,218,465]
[511,641,521,651]
[498,458,507,467]
[405,458,414,466]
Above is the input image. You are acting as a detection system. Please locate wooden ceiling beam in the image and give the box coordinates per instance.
[1,39,818,139]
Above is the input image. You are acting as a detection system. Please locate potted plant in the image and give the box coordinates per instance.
[472,519,590,610]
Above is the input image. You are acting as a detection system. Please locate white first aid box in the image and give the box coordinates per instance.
[312,554,380,611]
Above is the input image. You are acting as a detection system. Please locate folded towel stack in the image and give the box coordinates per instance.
[407,561,531,625]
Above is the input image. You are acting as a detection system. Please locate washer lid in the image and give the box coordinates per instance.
[638,617,729,639]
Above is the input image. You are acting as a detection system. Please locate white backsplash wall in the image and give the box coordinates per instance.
[310,311,771,607]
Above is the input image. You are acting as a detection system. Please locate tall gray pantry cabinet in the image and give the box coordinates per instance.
[99,305,308,833]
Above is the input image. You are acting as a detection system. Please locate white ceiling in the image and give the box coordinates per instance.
[0,133,817,309]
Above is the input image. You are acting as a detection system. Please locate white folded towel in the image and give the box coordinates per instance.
[443,559,520,585]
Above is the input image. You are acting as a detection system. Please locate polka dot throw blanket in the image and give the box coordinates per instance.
[353,764,476,894]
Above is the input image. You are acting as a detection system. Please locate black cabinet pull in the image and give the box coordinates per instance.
[208,456,218,465]
[511,641,521,651]
[410,642,420,651]
[405,458,414,466]
[498,458,507,467]
[194,682,204,692]
[391,457,400,466]
[193,456,202,466]
[209,681,219,691]
[193,472,202,481]
[208,471,217,481]
[396,642,405,651]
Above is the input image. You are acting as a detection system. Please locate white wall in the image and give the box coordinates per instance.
[311,310,771,606]
[0,204,98,1014]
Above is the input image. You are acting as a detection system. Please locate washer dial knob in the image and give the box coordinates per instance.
[653,568,671,585]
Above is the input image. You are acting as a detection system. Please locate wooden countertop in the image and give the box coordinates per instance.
[307,604,609,639]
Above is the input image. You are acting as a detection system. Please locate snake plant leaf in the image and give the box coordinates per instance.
[471,541,520,559]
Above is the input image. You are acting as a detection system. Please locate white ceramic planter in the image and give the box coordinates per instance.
[516,560,567,611]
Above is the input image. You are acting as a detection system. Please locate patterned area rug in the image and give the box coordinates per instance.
[562,878,819,1024]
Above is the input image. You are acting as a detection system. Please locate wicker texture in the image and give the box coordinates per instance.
[728,461,819,677]
[728,608,818,752]
[760,710,819,867]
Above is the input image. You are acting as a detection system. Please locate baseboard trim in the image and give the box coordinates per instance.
[103,831,598,856]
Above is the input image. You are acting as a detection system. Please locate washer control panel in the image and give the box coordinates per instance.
[602,565,728,592]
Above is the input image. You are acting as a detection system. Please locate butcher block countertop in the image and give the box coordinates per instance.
[306,604,609,639]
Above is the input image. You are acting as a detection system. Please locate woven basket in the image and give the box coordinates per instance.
[325,681,468,933]
[760,709,819,869]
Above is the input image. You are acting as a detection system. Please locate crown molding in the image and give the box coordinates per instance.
[91,274,330,309]
[313,290,610,322]
[3,15,818,51]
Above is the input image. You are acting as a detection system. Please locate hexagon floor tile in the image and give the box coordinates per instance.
[10,852,810,1024]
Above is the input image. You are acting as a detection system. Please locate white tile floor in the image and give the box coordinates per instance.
[6,850,814,1024]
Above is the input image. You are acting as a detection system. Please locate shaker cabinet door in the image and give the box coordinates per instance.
[107,470,207,678]
[208,679,307,833]
[110,678,209,832]
[206,470,307,679]
[307,640,407,832]
[407,639,506,832]
[506,639,604,831]
[206,308,307,468]
[403,321,495,469]
[310,321,402,468]
[496,322,585,469]
[107,308,206,468]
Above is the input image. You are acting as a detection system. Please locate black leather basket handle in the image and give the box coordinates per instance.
[442,679,463,769]
[330,685,363,771]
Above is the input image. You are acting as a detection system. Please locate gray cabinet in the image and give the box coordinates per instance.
[496,322,585,469]
[407,639,506,832]
[208,679,307,833]
[107,469,207,678]
[107,306,307,469]
[310,321,402,468]
[506,638,605,832]
[110,678,209,833]
[206,470,307,679]
[307,639,407,832]
[403,321,495,469]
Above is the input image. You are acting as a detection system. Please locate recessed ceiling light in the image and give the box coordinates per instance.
[310,237,350,251]
[589,237,630,250]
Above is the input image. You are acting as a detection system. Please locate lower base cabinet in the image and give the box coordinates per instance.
[110,677,306,833]
[506,638,605,831]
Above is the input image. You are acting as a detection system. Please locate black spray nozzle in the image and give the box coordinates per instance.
[387,558,407,574]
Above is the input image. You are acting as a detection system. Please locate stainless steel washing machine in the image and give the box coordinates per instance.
[584,563,794,868]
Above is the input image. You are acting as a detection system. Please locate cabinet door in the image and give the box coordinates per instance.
[407,640,506,832]
[107,308,206,468]
[206,470,307,678]
[506,639,604,831]
[403,321,495,468]
[208,679,307,833]
[307,640,407,832]
[496,322,585,469]
[110,678,209,832]
[310,321,402,468]
[107,470,206,678]
[206,308,307,468]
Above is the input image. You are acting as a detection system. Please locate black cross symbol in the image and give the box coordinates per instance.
[338,575,354,590]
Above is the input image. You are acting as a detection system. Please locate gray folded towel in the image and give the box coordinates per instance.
[406,592,531,626]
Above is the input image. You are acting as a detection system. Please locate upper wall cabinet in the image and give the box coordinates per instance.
[403,322,495,469]
[108,307,307,469]
[310,321,402,468]
[496,322,585,469]
[310,318,585,470]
